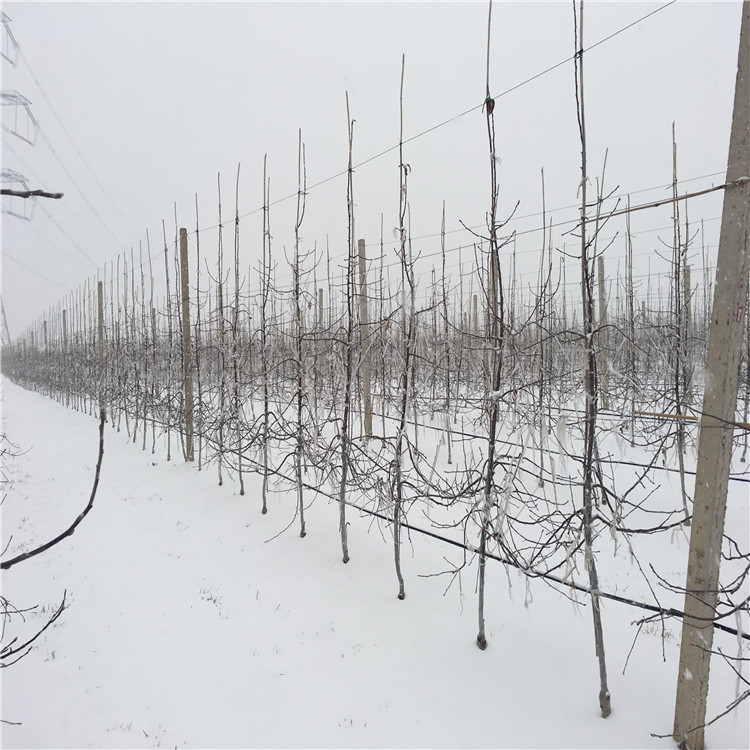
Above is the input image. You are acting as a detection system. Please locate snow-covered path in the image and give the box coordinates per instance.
[2,379,747,748]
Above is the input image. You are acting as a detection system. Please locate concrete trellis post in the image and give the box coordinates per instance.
[673,3,750,747]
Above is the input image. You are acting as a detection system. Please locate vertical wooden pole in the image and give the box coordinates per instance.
[97,281,104,416]
[43,318,49,396]
[358,238,373,437]
[179,227,195,462]
[626,197,635,444]
[195,197,204,468]
[233,165,244,492]
[673,4,750,748]
[684,263,693,403]
[597,255,609,410]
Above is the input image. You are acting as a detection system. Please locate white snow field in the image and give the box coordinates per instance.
[2,377,748,749]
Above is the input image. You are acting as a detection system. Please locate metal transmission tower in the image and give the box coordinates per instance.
[2,90,39,145]
[1,14,62,212]
[1,169,36,219]
[1,12,20,66]
[0,297,12,349]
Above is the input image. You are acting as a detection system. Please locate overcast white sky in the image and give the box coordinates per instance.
[1,1,743,338]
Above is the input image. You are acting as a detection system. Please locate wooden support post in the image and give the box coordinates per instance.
[179,228,195,462]
[673,4,750,748]
[358,238,373,437]
[597,255,609,410]
[97,281,104,415]
[684,263,693,403]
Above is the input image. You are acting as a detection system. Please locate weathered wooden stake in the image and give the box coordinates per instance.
[358,238,373,438]
[684,263,693,403]
[597,255,609,410]
[97,280,104,415]
[179,227,195,462]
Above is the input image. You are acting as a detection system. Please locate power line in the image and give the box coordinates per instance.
[22,218,94,269]
[37,129,123,254]
[2,17,127,254]
[191,0,681,236]
[3,251,69,288]
[2,135,104,236]
[36,200,98,267]
[19,51,140,238]
[312,1,681,191]
[16,0,693,304]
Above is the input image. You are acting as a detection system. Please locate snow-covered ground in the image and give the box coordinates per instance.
[2,377,748,749]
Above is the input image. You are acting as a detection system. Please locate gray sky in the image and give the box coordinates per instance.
[1,1,743,338]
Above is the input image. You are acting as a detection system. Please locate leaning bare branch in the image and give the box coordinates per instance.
[1,409,105,571]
